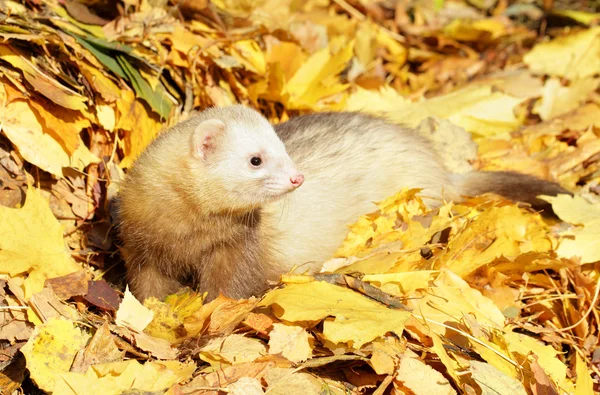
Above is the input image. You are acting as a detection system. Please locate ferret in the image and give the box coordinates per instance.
[118,105,570,302]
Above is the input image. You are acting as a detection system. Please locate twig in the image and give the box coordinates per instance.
[555,274,600,332]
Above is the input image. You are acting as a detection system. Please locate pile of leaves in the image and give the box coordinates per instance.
[1,0,600,393]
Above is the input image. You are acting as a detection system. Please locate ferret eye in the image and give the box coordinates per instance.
[250,156,262,167]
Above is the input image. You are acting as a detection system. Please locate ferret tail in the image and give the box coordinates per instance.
[452,171,572,213]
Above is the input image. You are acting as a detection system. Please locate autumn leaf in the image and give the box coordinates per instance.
[267,323,313,363]
[0,187,80,299]
[116,90,164,168]
[115,287,153,331]
[542,194,600,264]
[394,351,456,395]
[285,36,355,110]
[21,318,91,393]
[200,334,266,365]
[2,1,600,393]
[524,27,600,80]
[54,359,196,394]
[469,361,527,395]
[261,281,410,348]
[1,88,70,177]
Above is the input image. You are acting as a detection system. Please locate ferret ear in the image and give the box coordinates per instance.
[191,119,226,159]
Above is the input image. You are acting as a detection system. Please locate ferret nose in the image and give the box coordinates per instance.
[290,174,304,188]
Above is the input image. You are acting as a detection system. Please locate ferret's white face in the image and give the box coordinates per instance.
[220,122,304,206]
[189,112,304,212]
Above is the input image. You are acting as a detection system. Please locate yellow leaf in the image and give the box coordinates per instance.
[542,194,600,225]
[144,289,205,344]
[0,187,80,299]
[555,222,600,264]
[443,18,507,42]
[54,359,195,395]
[21,318,91,393]
[1,97,70,177]
[438,205,552,277]
[542,194,600,264]
[228,377,264,395]
[115,287,154,332]
[78,61,122,103]
[533,77,600,121]
[409,270,506,331]
[260,281,410,348]
[369,337,403,375]
[355,22,378,67]
[350,84,526,138]
[51,4,106,38]
[266,40,306,80]
[394,352,456,395]
[345,86,412,115]
[132,331,178,360]
[0,44,88,111]
[362,271,436,296]
[286,36,354,110]
[116,90,163,168]
[71,322,123,373]
[552,10,600,26]
[575,353,593,395]
[268,323,312,363]
[335,188,430,258]
[211,0,293,30]
[232,39,266,75]
[70,137,101,171]
[264,367,324,395]
[524,27,600,80]
[96,104,116,131]
[168,24,215,57]
[430,334,463,385]
[376,30,407,65]
[503,331,572,392]
[27,98,90,155]
[200,334,266,365]
[468,361,527,395]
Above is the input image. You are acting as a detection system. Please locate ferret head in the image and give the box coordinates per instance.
[187,106,304,212]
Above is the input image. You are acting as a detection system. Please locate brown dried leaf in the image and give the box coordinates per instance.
[132,331,178,360]
[45,269,90,300]
[83,280,121,311]
[529,357,559,395]
[185,361,273,391]
[0,354,26,394]
[0,309,33,342]
[29,287,81,323]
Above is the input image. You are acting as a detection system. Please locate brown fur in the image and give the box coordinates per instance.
[118,106,291,302]
[119,107,571,302]
[453,171,572,212]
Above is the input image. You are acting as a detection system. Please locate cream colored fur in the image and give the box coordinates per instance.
[119,106,568,301]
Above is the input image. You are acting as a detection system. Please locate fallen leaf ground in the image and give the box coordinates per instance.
[1,0,600,394]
